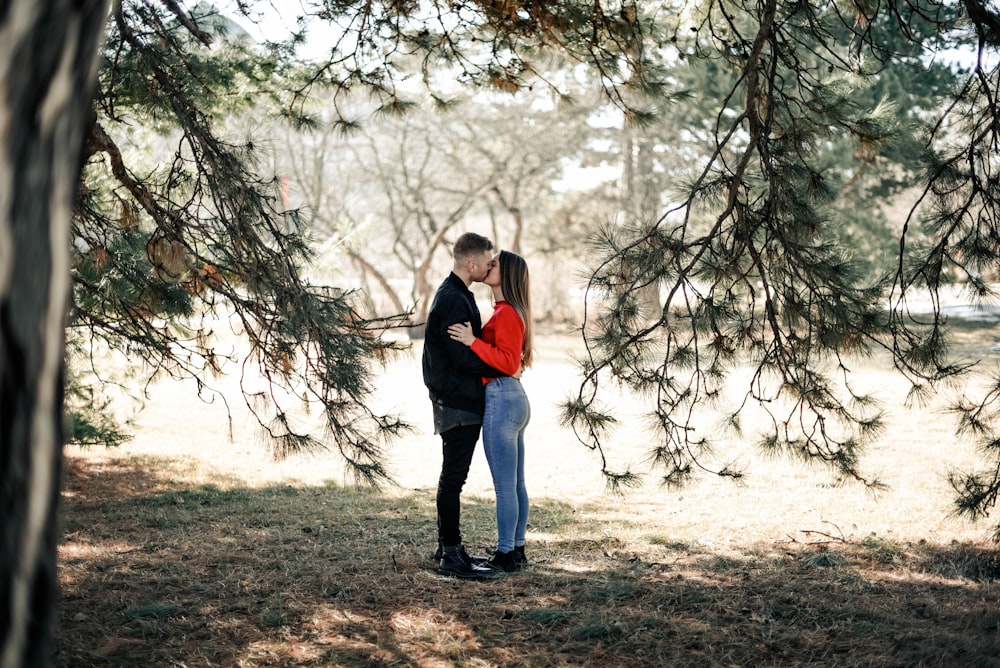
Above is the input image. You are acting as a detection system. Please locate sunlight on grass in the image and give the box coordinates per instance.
[54,333,1000,666]
[390,610,481,660]
[57,450,1000,666]
[860,535,906,564]
[555,562,603,573]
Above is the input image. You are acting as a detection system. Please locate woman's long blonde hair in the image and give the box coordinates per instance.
[498,250,533,368]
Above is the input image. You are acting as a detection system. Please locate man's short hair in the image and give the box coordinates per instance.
[452,232,493,261]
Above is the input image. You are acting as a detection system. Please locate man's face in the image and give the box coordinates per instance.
[469,250,495,282]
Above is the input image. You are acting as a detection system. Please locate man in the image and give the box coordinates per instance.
[422,232,502,579]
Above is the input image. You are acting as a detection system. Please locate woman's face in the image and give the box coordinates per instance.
[484,255,501,287]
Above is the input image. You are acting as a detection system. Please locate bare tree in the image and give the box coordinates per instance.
[280,90,601,331]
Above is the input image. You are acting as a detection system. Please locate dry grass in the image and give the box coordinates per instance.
[56,330,1000,666]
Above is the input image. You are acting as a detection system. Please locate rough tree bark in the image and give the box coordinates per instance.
[0,2,110,667]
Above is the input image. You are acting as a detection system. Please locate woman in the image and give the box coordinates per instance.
[448,250,533,573]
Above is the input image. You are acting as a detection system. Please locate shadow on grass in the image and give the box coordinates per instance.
[57,454,1000,667]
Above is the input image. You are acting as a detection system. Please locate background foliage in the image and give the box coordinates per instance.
[67,0,1000,532]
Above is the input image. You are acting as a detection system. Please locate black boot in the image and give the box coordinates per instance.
[438,545,499,580]
[487,550,520,573]
[512,545,527,567]
[432,540,487,565]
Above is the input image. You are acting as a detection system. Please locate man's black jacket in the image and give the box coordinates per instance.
[422,272,501,414]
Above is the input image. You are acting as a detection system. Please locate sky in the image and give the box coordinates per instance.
[204,1,334,58]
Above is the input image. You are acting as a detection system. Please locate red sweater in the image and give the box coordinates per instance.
[470,301,523,382]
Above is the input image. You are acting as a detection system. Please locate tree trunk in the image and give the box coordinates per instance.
[0,3,109,667]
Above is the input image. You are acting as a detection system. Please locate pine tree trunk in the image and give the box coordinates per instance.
[0,3,109,667]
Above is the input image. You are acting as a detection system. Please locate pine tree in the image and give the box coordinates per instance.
[66,0,1000,528]
[73,1,411,478]
[65,0,669,468]
[556,0,1000,528]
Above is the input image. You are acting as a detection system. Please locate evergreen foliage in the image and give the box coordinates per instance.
[72,1,410,483]
[67,0,1000,532]
[69,0,671,476]
[556,0,1000,535]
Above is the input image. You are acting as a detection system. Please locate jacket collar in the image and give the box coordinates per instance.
[447,271,473,293]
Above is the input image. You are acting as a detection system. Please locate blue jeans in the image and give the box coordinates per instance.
[482,377,530,553]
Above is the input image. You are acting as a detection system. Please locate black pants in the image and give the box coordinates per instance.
[436,423,481,546]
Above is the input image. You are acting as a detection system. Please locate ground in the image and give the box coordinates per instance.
[56,330,1000,666]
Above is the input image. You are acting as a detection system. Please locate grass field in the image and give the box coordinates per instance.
[56,330,1000,666]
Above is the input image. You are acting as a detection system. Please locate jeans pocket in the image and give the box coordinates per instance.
[503,390,529,428]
